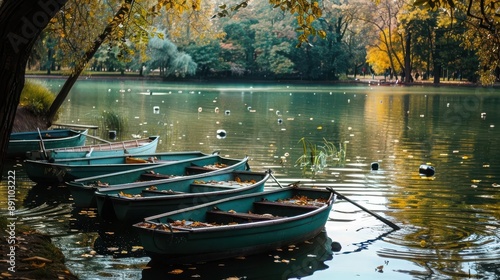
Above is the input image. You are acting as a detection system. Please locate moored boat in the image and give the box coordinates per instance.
[133,186,334,264]
[8,129,87,158]
[25,136,159,160]
[24,151,211,184]
[66,154,249,208]
[95,170,269,222]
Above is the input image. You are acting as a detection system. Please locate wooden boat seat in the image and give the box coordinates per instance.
[141,189,186,196]
[252,200,321,216]
[185,165,214,175]
[206,210,280,224]
[140,173,172,180]
[190,183,240,193]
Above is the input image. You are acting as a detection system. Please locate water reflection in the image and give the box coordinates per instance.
[1,81,500,279]
[142,231,333,280]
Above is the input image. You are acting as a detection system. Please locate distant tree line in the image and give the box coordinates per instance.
[26,0,495,84]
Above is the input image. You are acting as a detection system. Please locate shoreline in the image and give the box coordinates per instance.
[25,74,485,88]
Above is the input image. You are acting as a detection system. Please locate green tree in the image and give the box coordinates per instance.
[185,41,222,77]
[0,0,328,174]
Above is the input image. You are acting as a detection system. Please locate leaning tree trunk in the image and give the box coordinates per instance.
[0,0,69,176]
[46,0,133,123]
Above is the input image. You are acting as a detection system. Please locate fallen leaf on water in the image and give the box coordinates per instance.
[168,269,183,275]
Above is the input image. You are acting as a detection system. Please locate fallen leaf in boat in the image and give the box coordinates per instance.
[22,256,53,263]
[168,269,183,275]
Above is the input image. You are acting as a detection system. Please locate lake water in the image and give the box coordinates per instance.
[1,79,500,279]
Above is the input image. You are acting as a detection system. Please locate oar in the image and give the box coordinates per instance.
[70,129,112,144]
[326,187,400,230]
[37,128,48,159]
[267,169,285,188]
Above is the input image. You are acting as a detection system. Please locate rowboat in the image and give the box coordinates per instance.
[24,151,212,184]
[133,186,334,264]
[94,170,269,222]
[7,129,87,158]
[66,154,249,208]
[25,136,159,160]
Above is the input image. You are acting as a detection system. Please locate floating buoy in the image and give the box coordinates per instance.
[371,162,379,171]
[225,110,231,116]
[198,107,202,113]
[215,107,220,113]
[108,130,117,140]
[331,242,342,252]
[153,106,160,114]
[419,164,435,176]
[277,118,283,124]
[216,129,227,139]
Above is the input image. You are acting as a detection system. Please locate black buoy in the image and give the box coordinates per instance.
[216,129,227,139]
[331,241,342,252]
[419,164,435,176]
[371,162,379,171]
[108,130,117,140]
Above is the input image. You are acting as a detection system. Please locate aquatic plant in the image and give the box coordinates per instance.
[20,80,60,119]
[98,110,127,137]
[295,137,347,178]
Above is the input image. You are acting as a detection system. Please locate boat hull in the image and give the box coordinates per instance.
[24,151,209,184]
[25,136,159,160]
[133,187,333,264]
[67,155,249,208]
[8,129,87,158]
[96,170,268,222]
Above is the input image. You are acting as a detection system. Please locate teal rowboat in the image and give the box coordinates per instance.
[8,129,87,158]
[66,154,249,208]
[24,151,211,184]
[25,136,159,160]
[95,170,268,222]
[133,187,334,264]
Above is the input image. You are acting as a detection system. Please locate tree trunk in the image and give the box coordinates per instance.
[46,0,133,123]
[404,31,411,83]
[0,0,69,175]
